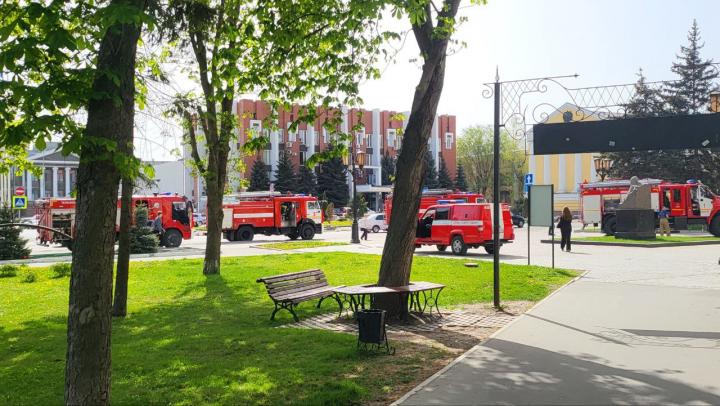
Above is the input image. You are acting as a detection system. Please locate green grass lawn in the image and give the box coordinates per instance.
[576,235,719,244]
[324,219,353,227]
[0,253,575,405]
[256,241,349,250]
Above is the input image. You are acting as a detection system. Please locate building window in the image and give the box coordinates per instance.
[445,132,454,149]
[397,134,402,150]
[69,168,77,194]
[262,150,271,163]
[44,167,52,197]
[322,128,328,144]
[248,119,262,137]
[300,151,307,164]
[57,168,65,197]
[298,129,307,145]
[387,129,396,148]
[32,173,41,199]
[287,123,296,142]
[278,129,285,143]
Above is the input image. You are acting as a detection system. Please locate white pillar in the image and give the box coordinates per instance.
[39,169,45,198]
[341,106,348,134]
[307,126,315,156]
[543,155,551,185]
[558,155,566,192]
[574,154,582,191]
[26,171,33,201]
[589,154,597,182]
[431,115,439,171]
[52,167,58,197]
[65,167,72,196]
[270,130,279,180]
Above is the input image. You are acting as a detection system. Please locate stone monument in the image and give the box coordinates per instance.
[615,176,656,239]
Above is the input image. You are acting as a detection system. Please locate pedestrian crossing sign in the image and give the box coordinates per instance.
[12,195,27,209]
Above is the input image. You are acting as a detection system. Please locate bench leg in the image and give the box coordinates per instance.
[288,304,299,322]
[270,302,281,321]
[317,296,326,308]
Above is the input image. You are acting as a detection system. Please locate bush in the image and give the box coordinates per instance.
[0,264,20,278]
[50,263,72,278]
[0,205,31,260]
[21,270,36,283]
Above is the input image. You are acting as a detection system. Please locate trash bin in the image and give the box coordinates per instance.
[357,309,394,354]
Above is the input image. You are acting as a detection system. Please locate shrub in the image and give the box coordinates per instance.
[0,264,20,278]
[50,263,72,278]
[21,270,36,283]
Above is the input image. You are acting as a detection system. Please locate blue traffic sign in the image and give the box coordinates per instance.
[12,195,27,209]
[523,173,534,193]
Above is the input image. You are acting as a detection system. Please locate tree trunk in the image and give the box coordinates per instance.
[113,176,133,317]
[202,145,229,275]
[376,2,458,318]
[65,1,143,404]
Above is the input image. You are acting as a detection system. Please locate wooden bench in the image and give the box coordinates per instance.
[256,269,344,321]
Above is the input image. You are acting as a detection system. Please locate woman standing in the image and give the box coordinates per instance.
[557,207,573,252]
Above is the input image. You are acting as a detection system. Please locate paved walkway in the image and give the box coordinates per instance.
[397,233,720,405]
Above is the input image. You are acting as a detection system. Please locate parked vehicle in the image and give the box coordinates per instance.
[579,179,720,236]
[415,202,515,255]
[193,212,206,226]
[511,213,525,228]
[221,191,322,241]
[359,213,388,233]
[384,189,485,225]
[35,195,193,249]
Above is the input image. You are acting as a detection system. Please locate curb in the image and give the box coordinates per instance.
[391,270,588,406]
[540,239,720,248]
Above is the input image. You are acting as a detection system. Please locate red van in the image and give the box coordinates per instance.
[415,203,514,255]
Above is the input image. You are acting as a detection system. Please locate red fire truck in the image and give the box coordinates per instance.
[221,192,323,241]
[579,179,720,236]
[415,202,515,255]
[36,195,194,248]
[384,189,485,225]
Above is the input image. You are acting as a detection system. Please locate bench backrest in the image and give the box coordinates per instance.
[256,269,329,300]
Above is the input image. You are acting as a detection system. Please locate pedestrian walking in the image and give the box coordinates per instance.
[557,207,573,252]
[658,206,671,237]
[361,227,369,240]
[152,211,165,239]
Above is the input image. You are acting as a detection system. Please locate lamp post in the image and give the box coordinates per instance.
[344,145,366,244]
[594,157,613,182]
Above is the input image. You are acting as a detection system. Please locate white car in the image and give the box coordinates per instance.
[359,213,388,233]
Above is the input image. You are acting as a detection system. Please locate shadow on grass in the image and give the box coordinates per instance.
[0,271,443,405]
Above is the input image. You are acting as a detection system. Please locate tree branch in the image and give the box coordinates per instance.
[184,110,206,174]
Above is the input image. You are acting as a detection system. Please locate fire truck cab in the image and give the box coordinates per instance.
[415,202,515,255]
[384,190,485,225]
[36,195,193,249]
[221,192,323,241]
[579,179,720,237]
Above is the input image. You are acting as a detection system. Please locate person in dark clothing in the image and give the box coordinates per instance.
[557,207,573,252]
[361,227,369,240]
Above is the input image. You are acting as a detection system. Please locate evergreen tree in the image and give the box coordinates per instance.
[422,150,439,189]
[437,154,454,189]
[605,69,666,179]
[0,205,30,260]
[351,193,368,218]
[455,163,468,191]
[247,159,270,192]
[129,205,159,254]
[274,151,297,193]
[317,156,349,206]
[381,154,396,185]
[297,165,318,195]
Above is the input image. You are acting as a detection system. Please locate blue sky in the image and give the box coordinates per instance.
[136,0,720,160]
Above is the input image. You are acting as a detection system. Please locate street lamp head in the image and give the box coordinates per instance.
[342,153,349,167]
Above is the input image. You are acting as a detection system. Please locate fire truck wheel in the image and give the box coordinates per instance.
[603,216,617,236]
[288,232,299,240]
[484,245,495,255]
[436,245,447,252]
[710,215,720,237]
[451,236,467,256]
[224,231,235,241]
[162,229,182,248]
[300,224,315,240]
[237,226,254,241]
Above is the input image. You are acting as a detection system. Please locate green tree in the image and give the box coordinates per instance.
[351,193,368,218]
[437,154,454,189]
[455,163,468,191]
[0,206,31,260]
[381,154,396,185]
[317,157,349,207]
[247,159,270,192]
[169,0,389,275]
[422,150,439,189]
[377,0,468,316]
[274,152,297,193]
[297,165,318,195]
